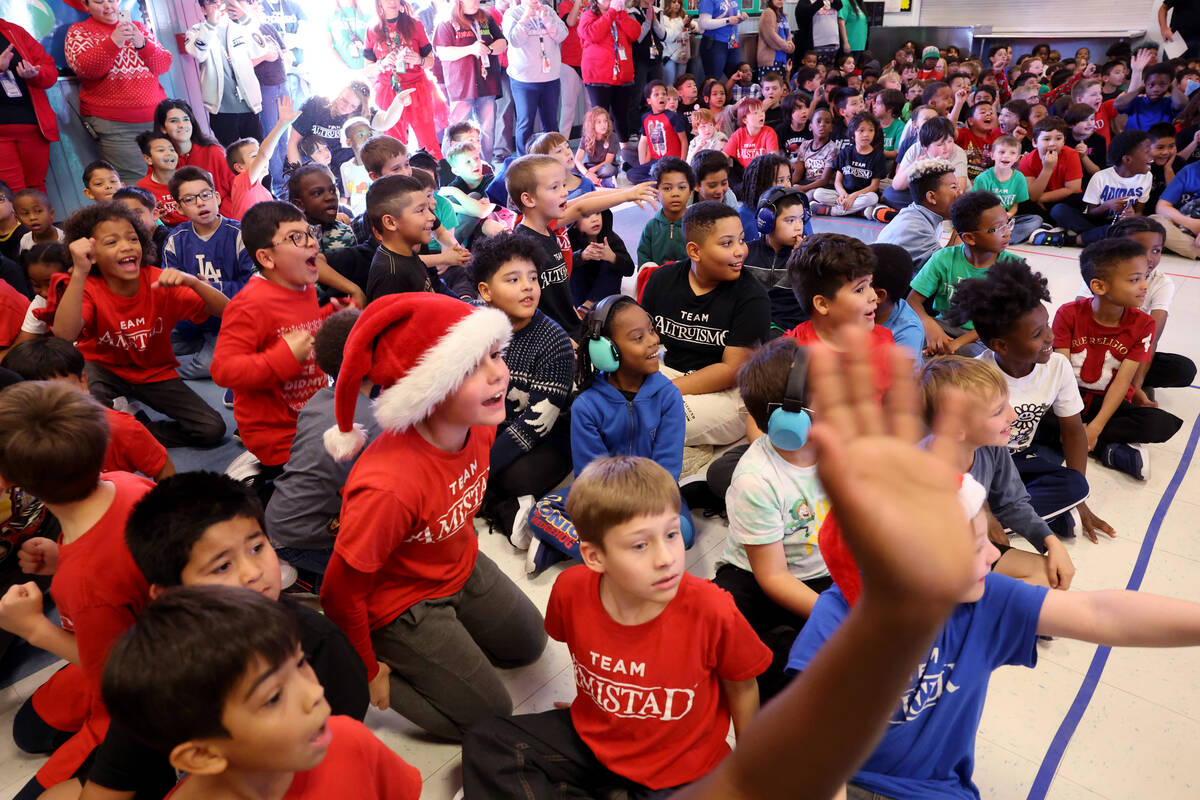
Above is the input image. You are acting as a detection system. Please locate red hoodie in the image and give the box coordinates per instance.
[0,21,59,142]
[579,6,640,85]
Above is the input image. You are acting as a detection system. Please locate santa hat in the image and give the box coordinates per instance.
[323,294,512,461]
[820,472,988,608]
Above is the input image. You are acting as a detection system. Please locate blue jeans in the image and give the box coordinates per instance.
[257,81,288,197]
[511,78,561,155]
[449,96,497,162]
[274,545,334,579]
[700,35,733,83]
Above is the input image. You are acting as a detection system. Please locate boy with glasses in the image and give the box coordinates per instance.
[163,165,255,380]
[212,201,339,500]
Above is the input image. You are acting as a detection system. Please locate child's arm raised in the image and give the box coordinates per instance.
[1113,49,1151,112]
[53,238,97,343]
[246,96,302,188]
[153,268,229,317]
[560,182,660,225]
[673,333,976,800]
[1083,357,1139,451]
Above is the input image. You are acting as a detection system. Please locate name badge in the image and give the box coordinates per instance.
[0,71,21,99]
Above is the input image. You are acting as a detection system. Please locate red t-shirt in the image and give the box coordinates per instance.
[365,20,433,89]
[39,472,154,786]
[642,110,686,160]
[0,278,26,347]
[546,567,770,789]
[46,267,210,383]
[324,425,495,668]
[1018,146,1083,193]
[723,126,780,168]
[230,170,273,221]
[176,144,237,218]
[164,716,422,799]
[211,276,333,466]
[1052,297,1155,402]
[785,321,896,403]
[104,408,168,477]
[558,0,583,66]
[1093,99,1118,144]
[135,174,186,227]
[956,127,1000,175]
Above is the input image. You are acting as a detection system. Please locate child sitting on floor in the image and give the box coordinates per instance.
[1053,129,1154,247]
[869,242,924,361]
[226,96,300,220]
[575,107,621,188]
[288,164,356,253]
[972,134,1044,245]
[812,111,884,217]
[526,295,693,573]
[464,456,768,797]
[568,210,635,311]
[134,132,184,227]
[81,161,123,205]
[48,203,227,448]
[637,157,694,270]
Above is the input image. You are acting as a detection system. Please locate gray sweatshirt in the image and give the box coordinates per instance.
[969,445,1054,552]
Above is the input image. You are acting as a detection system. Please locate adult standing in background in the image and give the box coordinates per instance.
[364,0,444,160]
[185,0,266,146]
[286,83,371,181]
[756,0,792,79]
[579,0,641,140]
[435,0,507,163]
[795,0,841,66]
[1160,0,1200,59]
[698,0,748,83]
[228,0,289,192]
[557,0,586,137]
[0,20,59,194]
[628,0,666,139]
[838,0,868,60]
[489,0,518,161]
[258,0,311,105]
[64,0,172,185]
[331,0,372,70]
[503,0,568,155]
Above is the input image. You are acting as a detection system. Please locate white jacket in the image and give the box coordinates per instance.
[185,19,265,114]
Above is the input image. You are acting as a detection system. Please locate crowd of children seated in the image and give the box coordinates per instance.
[2,10,1200,800]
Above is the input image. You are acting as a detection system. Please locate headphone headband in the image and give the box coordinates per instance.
[586,294,633,341]
[757,185,805,213]
[782,345,810,414]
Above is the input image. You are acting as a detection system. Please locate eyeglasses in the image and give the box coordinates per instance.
[178,189,216,206]
[977,219,1016,235]
[271,226,321,248]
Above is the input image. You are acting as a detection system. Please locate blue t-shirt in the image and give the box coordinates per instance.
[882,297,924,362]
[1124,95,1175,132]
[699,0,738,43]
[1160,160,1200,218]
[162,217,255,335]
[787,574,1048,800]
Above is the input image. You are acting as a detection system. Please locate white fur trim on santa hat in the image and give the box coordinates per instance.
[323,423,368,462]
[372,305,512,432]
[958,473,987,520]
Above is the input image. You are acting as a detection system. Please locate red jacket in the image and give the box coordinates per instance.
[579,6,640,85]
[0,21,59,142]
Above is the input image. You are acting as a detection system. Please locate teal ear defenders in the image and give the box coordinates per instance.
[756,185,808,237]
[766,345,813,450]
[585,294,630,374]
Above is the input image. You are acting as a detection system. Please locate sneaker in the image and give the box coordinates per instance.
[525,533,567,575]
[811,203,833,216]
[1030,229,1077,247]
[871,205,898,223]
[510,495,535,550]
[223,388,234,408]
[1097,442,1145,480]
[280,561,298,590]
[1131,443,1150,481]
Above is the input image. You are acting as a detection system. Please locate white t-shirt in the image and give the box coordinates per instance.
[1081,167,1153,208]
[340,160,370,218]
[978,349,1083,453]
[898,141,969,181]
[718,435,831,581]
[20,295,47,335]
[1077,267,1174,315]
[18,227,66,255]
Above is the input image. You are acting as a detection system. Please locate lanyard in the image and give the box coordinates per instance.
[472,20,489,77]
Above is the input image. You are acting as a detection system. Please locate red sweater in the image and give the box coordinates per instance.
[0,21,59,142]
[63,17,171,122]
[211,276,333,466]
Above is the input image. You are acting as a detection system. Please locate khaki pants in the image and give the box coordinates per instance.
[660,364,747,446]
[1153,214,1200,259]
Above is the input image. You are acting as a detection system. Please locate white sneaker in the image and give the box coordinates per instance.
[525,536,544,574]
[280,562,298,590]
[1131,443,1150,481]
[510,495,535,551]
[224,449,262,482]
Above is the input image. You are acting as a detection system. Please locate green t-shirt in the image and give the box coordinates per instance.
[426,194,459,253]
[973,168,1030,211]
[910,245,1023,329]
[882,118,905,152]
[838,1,868,52]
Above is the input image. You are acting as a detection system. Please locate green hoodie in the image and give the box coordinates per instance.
[636,208,688,267]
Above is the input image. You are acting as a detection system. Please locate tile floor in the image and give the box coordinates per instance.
[3,211,1200,800]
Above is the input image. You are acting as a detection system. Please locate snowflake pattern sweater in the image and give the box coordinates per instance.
[492,310,575,473]
[64,18,171,122]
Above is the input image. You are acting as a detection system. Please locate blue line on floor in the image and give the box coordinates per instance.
[1026,412,1200,800]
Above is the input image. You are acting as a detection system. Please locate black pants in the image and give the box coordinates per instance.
[1081,394,1182,448]
[84,362,225,448]
[208,111,263,148]
[1144,350,1197,389]
[1012,444,1090,537]
[586,83,637,141]
[482,438,571,538]
[462,708,681,799]
[713,563,833,701]
[706,443,749,500]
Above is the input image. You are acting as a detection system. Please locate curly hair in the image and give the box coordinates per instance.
[469,230,547,285]
[946,258,1048,346]
[63,202,153,275]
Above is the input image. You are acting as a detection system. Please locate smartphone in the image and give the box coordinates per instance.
[117,9,131,24]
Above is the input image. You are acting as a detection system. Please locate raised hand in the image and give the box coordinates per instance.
[151,268,195,289]
[278,95,300,124]
[68,237,96,278]
[0,582,45,639]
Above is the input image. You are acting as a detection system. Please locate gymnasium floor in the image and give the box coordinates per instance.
[2,208,1199,800]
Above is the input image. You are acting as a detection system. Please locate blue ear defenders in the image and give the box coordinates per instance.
[756,185,808,237]
[767,345,813,450]
[585,294,629,374]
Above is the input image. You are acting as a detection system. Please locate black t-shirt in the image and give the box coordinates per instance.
[84,596,369,793]
[0,224,30,267]
[293,97,356,174]
[833,144,886,192]
[678,101,702,135]
[777,122,812,164]
[1066,131,1108,172]
[764,104,784,131]
[0,32,38,127]
[366,244,433,303]
[641,260,770,373]
[247,21,287,86]
[0,254,31,299]
[1164,0,1200,39]
[1178,125,1199,162]
[513,222,579,339]
[1148,156,1188,212]
[744,239,806,330]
